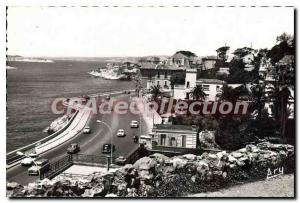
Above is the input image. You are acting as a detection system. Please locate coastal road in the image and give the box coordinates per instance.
[6,93,148,185]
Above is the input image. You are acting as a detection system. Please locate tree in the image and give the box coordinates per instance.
[267,33,294,64]
[150,85,162,100]
[233,47,254,58]
[216,46,230,61]
[190,86,207,101]
[175,50,197,58]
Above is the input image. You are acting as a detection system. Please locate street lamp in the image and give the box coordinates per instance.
[96,120,113,164]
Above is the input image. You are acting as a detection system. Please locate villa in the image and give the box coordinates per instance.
[151,124,200,154]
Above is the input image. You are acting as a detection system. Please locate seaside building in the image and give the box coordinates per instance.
[151,124,199,154]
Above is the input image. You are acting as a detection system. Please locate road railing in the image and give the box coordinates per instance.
[6,111,79,166]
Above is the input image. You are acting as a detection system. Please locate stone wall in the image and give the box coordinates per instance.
[7,142,294,197]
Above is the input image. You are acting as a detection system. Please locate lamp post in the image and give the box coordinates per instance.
[96,120,113,164]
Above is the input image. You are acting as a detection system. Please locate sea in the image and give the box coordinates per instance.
[6,59,135,152]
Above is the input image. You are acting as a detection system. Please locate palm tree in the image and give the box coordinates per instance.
[150,85,162,100]
[219,84,242,102]
[190,86,207,101]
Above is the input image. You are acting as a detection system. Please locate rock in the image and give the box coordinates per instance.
[133,157,157,171]
[149,153,169,163]
[7,182,21,190]
[227,155,237,163]
[105,193,118,197]
[81,187,105,197]
[216,151,227,159]
[182,154,197,160]
[208,154,218,159]
[238,148,247,153]
[231,152,243,158]
[172,158,187,169]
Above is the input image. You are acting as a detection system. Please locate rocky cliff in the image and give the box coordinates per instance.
[7,142,294,197]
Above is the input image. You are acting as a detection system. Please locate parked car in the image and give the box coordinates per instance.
[133,135,139,143]
[130,120,139,128]
[115,156,127,165]
[102,144,115,154]
[83,126,91,134]
[117,129,125,137]
[28,158,50,176]
[21,153,39,167]
[67,143,80,154]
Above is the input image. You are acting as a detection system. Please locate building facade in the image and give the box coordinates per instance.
[152,124,199,149]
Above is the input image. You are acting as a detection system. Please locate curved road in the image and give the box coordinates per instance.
[7,93,148,185]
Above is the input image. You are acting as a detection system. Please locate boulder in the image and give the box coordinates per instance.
[172,157,187,169]
[149,153,169,163]
[133,157,157,171]
[105,193,118,197]
[182,154,197,161]
[7,182,21,190]
[231,152,243,158]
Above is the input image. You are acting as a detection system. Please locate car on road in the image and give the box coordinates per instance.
[67,143,80,154]
[20,153,39,167]
[28,158,50,176]
[102,144,116,154]
[115,156,127,165]
[83,126,91,134]
[130,120,139,128]
[117,129,126,137]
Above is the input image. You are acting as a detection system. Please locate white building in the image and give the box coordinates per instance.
[196,79,225,101]
[173,68,197,99]
[173,68,225,101]
[152,124,199,149]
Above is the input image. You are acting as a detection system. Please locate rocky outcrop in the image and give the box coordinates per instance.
[7,142,294,197]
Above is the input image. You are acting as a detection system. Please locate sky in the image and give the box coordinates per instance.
[6,6,294,57]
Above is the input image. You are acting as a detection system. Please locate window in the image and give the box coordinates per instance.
[165,81,168,86]
[157,72,160,78]
[169,137,176,147]
[181,135,186,147]
[157,81,160,86]
[160,134,166,145]
[202,85,209,91]
[186,81,190,88]
[216,85,221,92]
[164,72,168,79]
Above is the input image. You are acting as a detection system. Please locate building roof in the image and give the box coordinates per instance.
[139,63,185,70]
[196,78,225,84]
[153,124,198,132]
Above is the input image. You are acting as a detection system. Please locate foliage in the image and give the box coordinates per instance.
[226,59,258,83]
[216,46,230,61]
[232,47,254,58]
[190,86,207,101]
[150,85,162,100]
[267,33,294,64]
[175,50,197,57]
